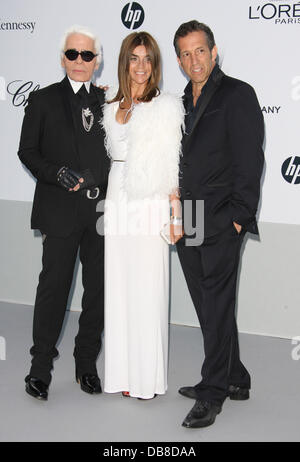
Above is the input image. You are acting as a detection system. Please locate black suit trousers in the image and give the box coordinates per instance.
[176,224,251,405]
[29,196,104,385]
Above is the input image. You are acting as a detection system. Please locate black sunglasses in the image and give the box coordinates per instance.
[64,49,98,62]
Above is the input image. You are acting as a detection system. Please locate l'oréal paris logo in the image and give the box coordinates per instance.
[7,80,40,107]
[0,19,36,33]
[249,1,300,24]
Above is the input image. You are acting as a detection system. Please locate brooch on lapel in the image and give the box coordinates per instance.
[82,107,94,132]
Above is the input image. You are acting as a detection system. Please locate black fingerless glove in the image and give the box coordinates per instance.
[57,166,82,190]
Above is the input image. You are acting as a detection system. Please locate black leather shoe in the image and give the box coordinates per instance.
[228,385,250,400]
[25,376,48,401]
[182,400,222,428]
[76,372,102,394]
[179,385,250,401]
[178,386,198,400]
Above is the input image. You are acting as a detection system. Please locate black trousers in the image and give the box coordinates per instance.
[176,224,251,406]
[28,196,104,385]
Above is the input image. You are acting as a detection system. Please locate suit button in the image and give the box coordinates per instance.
[186,191,191,196]
[183,162,188,167]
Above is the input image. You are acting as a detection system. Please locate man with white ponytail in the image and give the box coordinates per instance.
[18,26,110,401]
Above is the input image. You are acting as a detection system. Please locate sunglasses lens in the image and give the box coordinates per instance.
[81,51,96,62]
[64,49,96,62]
[65,49,79,61]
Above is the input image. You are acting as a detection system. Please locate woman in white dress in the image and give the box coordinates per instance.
[102,32,184,399]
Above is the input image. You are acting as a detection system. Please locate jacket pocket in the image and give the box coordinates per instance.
[202,108,221,118]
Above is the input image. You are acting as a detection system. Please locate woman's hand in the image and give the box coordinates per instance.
[170,222,184,244]
[169,189,183,244]
[98,84,109,91]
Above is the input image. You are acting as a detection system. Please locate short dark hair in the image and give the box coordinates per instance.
[173,20,215,57]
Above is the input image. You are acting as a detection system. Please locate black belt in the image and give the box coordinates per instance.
[79,187,100,199]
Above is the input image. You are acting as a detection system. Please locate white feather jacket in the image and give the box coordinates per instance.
[101,89,185,200]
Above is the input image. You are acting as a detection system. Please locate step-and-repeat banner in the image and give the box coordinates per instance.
[1,0,299,224]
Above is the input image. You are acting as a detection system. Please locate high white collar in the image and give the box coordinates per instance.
[68,77,91,94]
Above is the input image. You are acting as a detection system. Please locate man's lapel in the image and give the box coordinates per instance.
[182,67,224,151]
[90,83,104,107]
[59,76,79,158]
[59,76,75,124]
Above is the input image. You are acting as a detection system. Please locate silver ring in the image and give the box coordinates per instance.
[87,187,100,199]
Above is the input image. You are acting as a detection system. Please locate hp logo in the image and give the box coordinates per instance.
[281,156,300,184]
[121,2,145,30]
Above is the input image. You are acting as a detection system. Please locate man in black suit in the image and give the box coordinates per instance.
[173,21,264,427]
[18,26,110,400]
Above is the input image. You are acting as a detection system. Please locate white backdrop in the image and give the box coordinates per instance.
[1,0,299,224]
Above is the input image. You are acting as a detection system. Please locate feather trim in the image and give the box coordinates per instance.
[102,92,185,199]
[100,86,118,159]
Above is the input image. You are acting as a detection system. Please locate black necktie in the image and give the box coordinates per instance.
[77,84,89,105]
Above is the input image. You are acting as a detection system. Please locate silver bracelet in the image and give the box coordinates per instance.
[170,216,182,225]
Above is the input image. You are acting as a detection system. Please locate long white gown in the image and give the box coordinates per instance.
[104,117,170,399]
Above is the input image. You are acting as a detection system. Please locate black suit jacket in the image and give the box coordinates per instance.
[180,66,265,238]
[18,77,110,237]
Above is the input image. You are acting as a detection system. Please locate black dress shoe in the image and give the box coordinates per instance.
[25,376,48,401]
[179,385,250,401]
[182,400,222,428]
[178,386,198,400]
[228,385,250,400]
[76,372,102,394]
